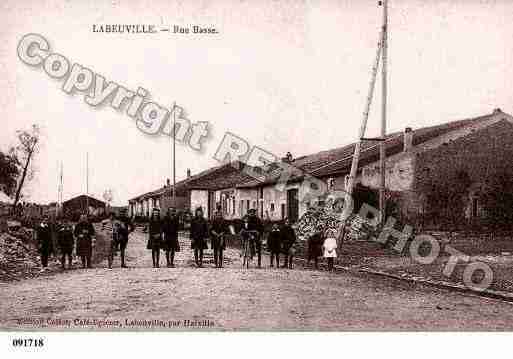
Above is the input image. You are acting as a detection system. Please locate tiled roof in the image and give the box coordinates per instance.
[237,111,504,188]
[310,112,500,177]
[129,110,509,197]
[63,194,105,208]
[185,162,256,190]
[128,161,253,201]
[128,167,214,202]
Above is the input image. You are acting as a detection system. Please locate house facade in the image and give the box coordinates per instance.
[128,109,513,228]
[128,178,189,218]
[311,109,513,228]
[230,109,513,227]
[62,195,106,218]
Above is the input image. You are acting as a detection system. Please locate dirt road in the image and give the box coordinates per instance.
[1,229,513,331]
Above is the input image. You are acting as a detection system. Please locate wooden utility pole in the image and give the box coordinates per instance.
[173,106,176,206]
[342,0,388,230]
[86,152,89,215]
[57,161,63,217]
[341,32,383,221]
[171,103,177,207]
[379,0,388,225]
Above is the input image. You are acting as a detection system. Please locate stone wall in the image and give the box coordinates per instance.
[413,119,513,227]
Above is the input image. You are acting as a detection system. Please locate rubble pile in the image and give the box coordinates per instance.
[0,230,58,281]
[0,232,38,281]
[343,215,379,241]
[8,226,34,243]
[295,207,343,240]
[296,207,378,241]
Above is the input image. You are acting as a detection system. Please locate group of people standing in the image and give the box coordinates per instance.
[108,210,135,268]
[146,206,299,269]
[35,206,338,271]
[35,214,96,270]
[264,218,297,269]
[306,228,339,271]
[146,206,221,268]
[146,207,180,268]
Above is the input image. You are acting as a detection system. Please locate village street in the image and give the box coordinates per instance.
[1,229,513,331]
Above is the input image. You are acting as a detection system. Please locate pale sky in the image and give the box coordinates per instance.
[1,0,512,206]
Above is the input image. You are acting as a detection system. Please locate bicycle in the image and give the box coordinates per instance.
[240,230,258,269]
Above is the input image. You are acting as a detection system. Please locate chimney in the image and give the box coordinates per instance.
[230,160,244,171]
[404,127,413,152]
[186,169,191,178]
[166,178,170,187]
[281,152,293,163]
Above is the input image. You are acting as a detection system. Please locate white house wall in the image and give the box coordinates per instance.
[359,152,416,192]
[262,185,286,220]
[190,190,209,215]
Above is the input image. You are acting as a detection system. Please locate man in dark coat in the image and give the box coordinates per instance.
[280,218,297,269]
[148,208,163,268]
[57,220,74,269]
[307,231,324,269]
[74,214,95,269]
[245,208,264,268]
[163,208,180,267]
[117,209,134,268]
[210,210,226,268]
[190,207,208,267]
[36,216,53,268]
[267,223,281,268]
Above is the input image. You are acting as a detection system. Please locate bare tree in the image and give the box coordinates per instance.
[12,125,40,210]
[0,150,20,197]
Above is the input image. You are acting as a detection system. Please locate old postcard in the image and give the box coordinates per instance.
[1,0,513,348]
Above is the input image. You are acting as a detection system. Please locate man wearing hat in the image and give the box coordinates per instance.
[148,207,163,268]
[280,217,297,269]
[117,208,134,268]
[74,214,95,269]
[244,208,264,268]
[163,207,180,267]
[210,208,227,268]
[190,207,209,267]
[57,219,74,269]
[36,215,54,268]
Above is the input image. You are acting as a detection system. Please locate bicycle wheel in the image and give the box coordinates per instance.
[244,239,250,269]
[241,238,247,268]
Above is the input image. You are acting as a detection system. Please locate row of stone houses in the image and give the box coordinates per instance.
[129,109,513,228]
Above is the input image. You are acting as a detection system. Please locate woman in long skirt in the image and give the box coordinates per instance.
[190,207,208,267]
[148,208,163,268]
[74,215,95,269]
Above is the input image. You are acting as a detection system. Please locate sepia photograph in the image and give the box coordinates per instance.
[1,0,513,355]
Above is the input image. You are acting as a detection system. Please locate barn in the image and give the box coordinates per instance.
[62,195,106,219]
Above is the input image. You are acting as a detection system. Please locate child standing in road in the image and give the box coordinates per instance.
[323,229,338,271]
[267,223,281,268]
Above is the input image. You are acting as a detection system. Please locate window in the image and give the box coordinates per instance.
[472,197,479,218]
[270,203,275,212]
[286,188,299,222]
[252,201,257,209]
[246,200,250,214]
[327,177,335,190]
[222,196,227,214]
[232,198,235,215]
[239,200,243,216]
[281,203,286,220]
